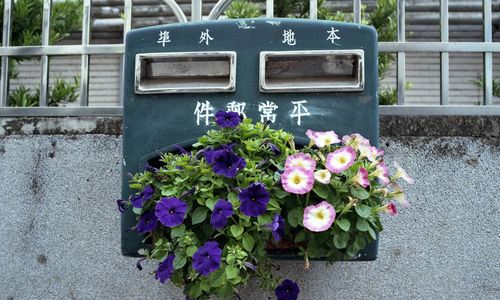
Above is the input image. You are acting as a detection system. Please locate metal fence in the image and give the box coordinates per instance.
[0,0,498,117]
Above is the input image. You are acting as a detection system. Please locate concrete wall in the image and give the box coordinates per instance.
[0,116,499,300]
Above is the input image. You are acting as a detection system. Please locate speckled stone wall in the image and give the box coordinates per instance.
[0,116,498,300]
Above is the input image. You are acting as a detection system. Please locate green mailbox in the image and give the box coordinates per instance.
[121,18,378,260]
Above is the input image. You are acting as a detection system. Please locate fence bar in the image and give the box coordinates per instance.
[440,0,449,105]
[120,0,133,106]
[266,0,274,17]
[353,0,361,24]
[397,0,405,105]
[379,42,500,52]
[163,0,188,23]
[80,0,91,107]
[0,0,12,107]
[310,0,317,19]
[40,0,52,107]
[192,0,202,21]
[483,0,493,105]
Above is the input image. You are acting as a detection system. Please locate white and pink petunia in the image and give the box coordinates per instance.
[281,166,314,195]
[359,144,384,162]
[388,182,409,208]
[314,169,331,184]
[303,201,336,232]
[306,129,341,148]
[352,167,370,188]
[370,162,390,185]
[379,202,398,216]
[393,161,414,184]
[285,153,316,172]
[341,133,370,150]
[325,146,356,173]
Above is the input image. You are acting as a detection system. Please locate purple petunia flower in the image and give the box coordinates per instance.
[192,241,222,276]
[116,199,126,213]
[210,199,233,229]
[155,197,187,227]
[209,148,246,178]
[267,213,286,242]
[215,110,241,128]
[239,183,270,217]
[275,279,300,300]
[136,210,158,233]
[155,254,175,283]
[130,185,154,208]
[266,142,281,155]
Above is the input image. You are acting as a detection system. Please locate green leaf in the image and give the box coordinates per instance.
[129,183,142,190]
[257,214,272,226]
[132,207,142,215]
[273,188,289,199]
[287,208,303,227]
[205,198,218,211]
[219,283,234,298]
[230,225,244,238]
[368,227,377,240]
[356,219,370,232]
[242,234,255,252]
[294,230,306,243]
[173,255,186,269]
[350,186,370,200]
[333,232,349,249]
[354,235,366,250]
[188,282,202,298]
[225,265,239,279]
[186,245,198,257]
[313,184,329,199]
[336,218,351,232]
[228,192,240,208]
[209,268,225,287]
[354,204,372,218]
[161,187,177,196]
[171,224,186,238]
[268,198,280,211]
[191,207,209,225]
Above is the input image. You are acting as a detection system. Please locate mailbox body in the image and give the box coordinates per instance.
[122,18,379,260]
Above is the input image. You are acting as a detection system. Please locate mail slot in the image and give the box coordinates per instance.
[121,18,379,260]
[260,50,364,92]
[135,51,236,93]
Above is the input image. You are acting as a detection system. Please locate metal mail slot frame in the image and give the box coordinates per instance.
[135,51,237,94]
[259,49,365,93]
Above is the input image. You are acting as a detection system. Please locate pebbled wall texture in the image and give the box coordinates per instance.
[0,116,499,300]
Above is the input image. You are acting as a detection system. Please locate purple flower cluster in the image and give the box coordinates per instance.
[214,110,241,128]
[130,185,154,208]
[239,183,270,217]
[204,145,246,178]
[210,199,233,229]
[155,197,187,227]
[155,254,175,283]
[275,279,300,300]
[192,241,222,276]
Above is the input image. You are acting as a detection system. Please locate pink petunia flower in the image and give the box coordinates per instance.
[393,161,414,184]
[281,167,314,195]
[285,153,316,172]
[341,133,370,150]
[303,201,336,232]
[325,147,356,173]
[379,202,398,216]
[352,167,370,188]
[370,162,390,185]
[314,169,331,184]
[306,129,340,148]
[359,144,384,162]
